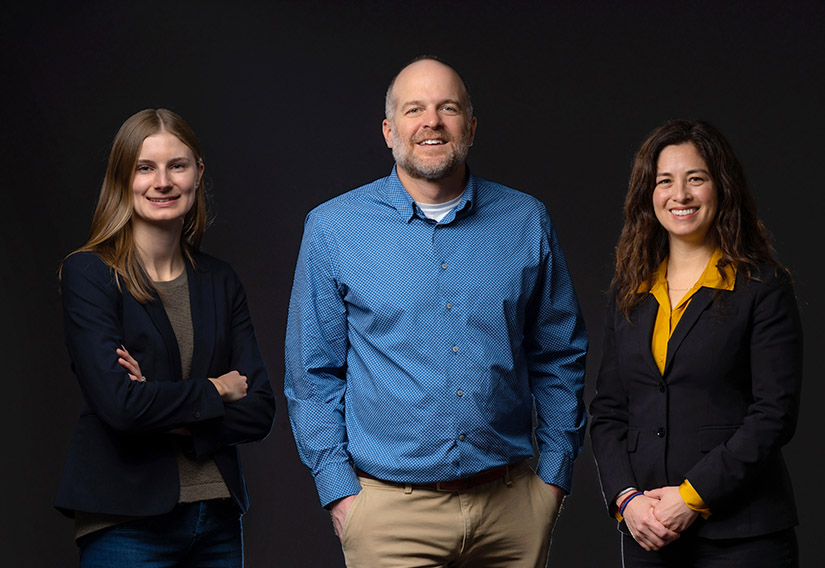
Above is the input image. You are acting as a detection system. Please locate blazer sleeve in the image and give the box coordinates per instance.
[190,264,276,457]
[589,292,639,513]
[684,273,803,510]
[61,252,226,433]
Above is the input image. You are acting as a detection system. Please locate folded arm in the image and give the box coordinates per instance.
[61,253,226,433]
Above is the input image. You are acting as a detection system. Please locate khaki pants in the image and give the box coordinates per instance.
[341,462,560,568]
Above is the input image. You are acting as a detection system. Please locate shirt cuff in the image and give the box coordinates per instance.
[314,462,363,509]
[679,479,711,519]
[535,451,574,494]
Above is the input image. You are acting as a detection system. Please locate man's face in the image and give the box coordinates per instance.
[382,60,476,181]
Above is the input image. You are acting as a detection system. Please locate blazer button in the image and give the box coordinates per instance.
[656,427,665,438]
[193,410,200,420]
[658,383,666,393]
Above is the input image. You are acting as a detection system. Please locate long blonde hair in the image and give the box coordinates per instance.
[63,109,209,303]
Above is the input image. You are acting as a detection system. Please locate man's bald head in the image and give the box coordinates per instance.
[384,56,473,121]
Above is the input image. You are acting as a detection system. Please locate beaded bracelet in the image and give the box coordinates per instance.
[619,491,644,516]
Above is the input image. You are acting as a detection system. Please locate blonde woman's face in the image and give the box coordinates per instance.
[131,132,202,228]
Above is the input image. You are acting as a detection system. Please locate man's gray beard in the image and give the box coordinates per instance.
[391,132,471,181]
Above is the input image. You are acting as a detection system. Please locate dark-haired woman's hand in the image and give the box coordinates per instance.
[647,486,699,533]
[622,494,680,551]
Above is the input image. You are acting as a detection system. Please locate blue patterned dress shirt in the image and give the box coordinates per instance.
[285,167,588,507]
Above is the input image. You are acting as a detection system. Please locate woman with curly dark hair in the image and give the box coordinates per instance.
[590,119,802,567]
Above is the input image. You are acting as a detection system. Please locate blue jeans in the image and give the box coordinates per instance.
[78,500,243,568]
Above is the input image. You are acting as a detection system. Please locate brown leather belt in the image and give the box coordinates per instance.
[355,464,511,492]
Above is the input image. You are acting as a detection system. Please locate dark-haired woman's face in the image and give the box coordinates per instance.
[652,143,718,248]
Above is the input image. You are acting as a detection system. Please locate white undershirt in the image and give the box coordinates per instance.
[416,195,463,222]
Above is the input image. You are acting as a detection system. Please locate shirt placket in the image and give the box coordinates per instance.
[431,217,469,475]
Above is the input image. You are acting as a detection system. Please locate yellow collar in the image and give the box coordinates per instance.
[641,248,736,294]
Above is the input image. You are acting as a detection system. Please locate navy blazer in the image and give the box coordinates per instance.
[56,251,276,517]
[590,266,802,539]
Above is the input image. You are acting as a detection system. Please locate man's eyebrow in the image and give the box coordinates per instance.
[400,98,464,108]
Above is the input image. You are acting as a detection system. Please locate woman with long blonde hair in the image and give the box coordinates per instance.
[56,109,275,567]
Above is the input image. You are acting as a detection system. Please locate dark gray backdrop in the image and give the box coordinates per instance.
[2,1,822,566]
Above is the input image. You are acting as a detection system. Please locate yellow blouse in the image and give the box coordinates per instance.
[648,248,736,374]
[647,248,735,518]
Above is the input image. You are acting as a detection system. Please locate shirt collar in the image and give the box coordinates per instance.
[381,164,476,223]
[643,248,737,294]
[700,248,736,291]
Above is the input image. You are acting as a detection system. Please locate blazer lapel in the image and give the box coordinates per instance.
[632,295,662,377]
[143,294,183,382]
[187,261,216,382]
[664,287,714,377]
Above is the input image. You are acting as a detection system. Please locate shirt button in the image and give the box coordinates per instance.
[452,345,459,353]
[457,389,463,397]
[656,427,666,438]
[446,302,453,309]
[458,434,466,441]
[441,263,448,270]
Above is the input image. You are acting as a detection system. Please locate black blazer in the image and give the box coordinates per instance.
[590,266,802,539]
[56,251,276,517]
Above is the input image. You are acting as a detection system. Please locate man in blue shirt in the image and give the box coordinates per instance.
[285,56,588,567]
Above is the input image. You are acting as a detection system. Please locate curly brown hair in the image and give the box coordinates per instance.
[614,119,787,318]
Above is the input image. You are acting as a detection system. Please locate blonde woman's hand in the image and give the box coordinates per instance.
[209,371,248,402]
[116,346,145,382]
